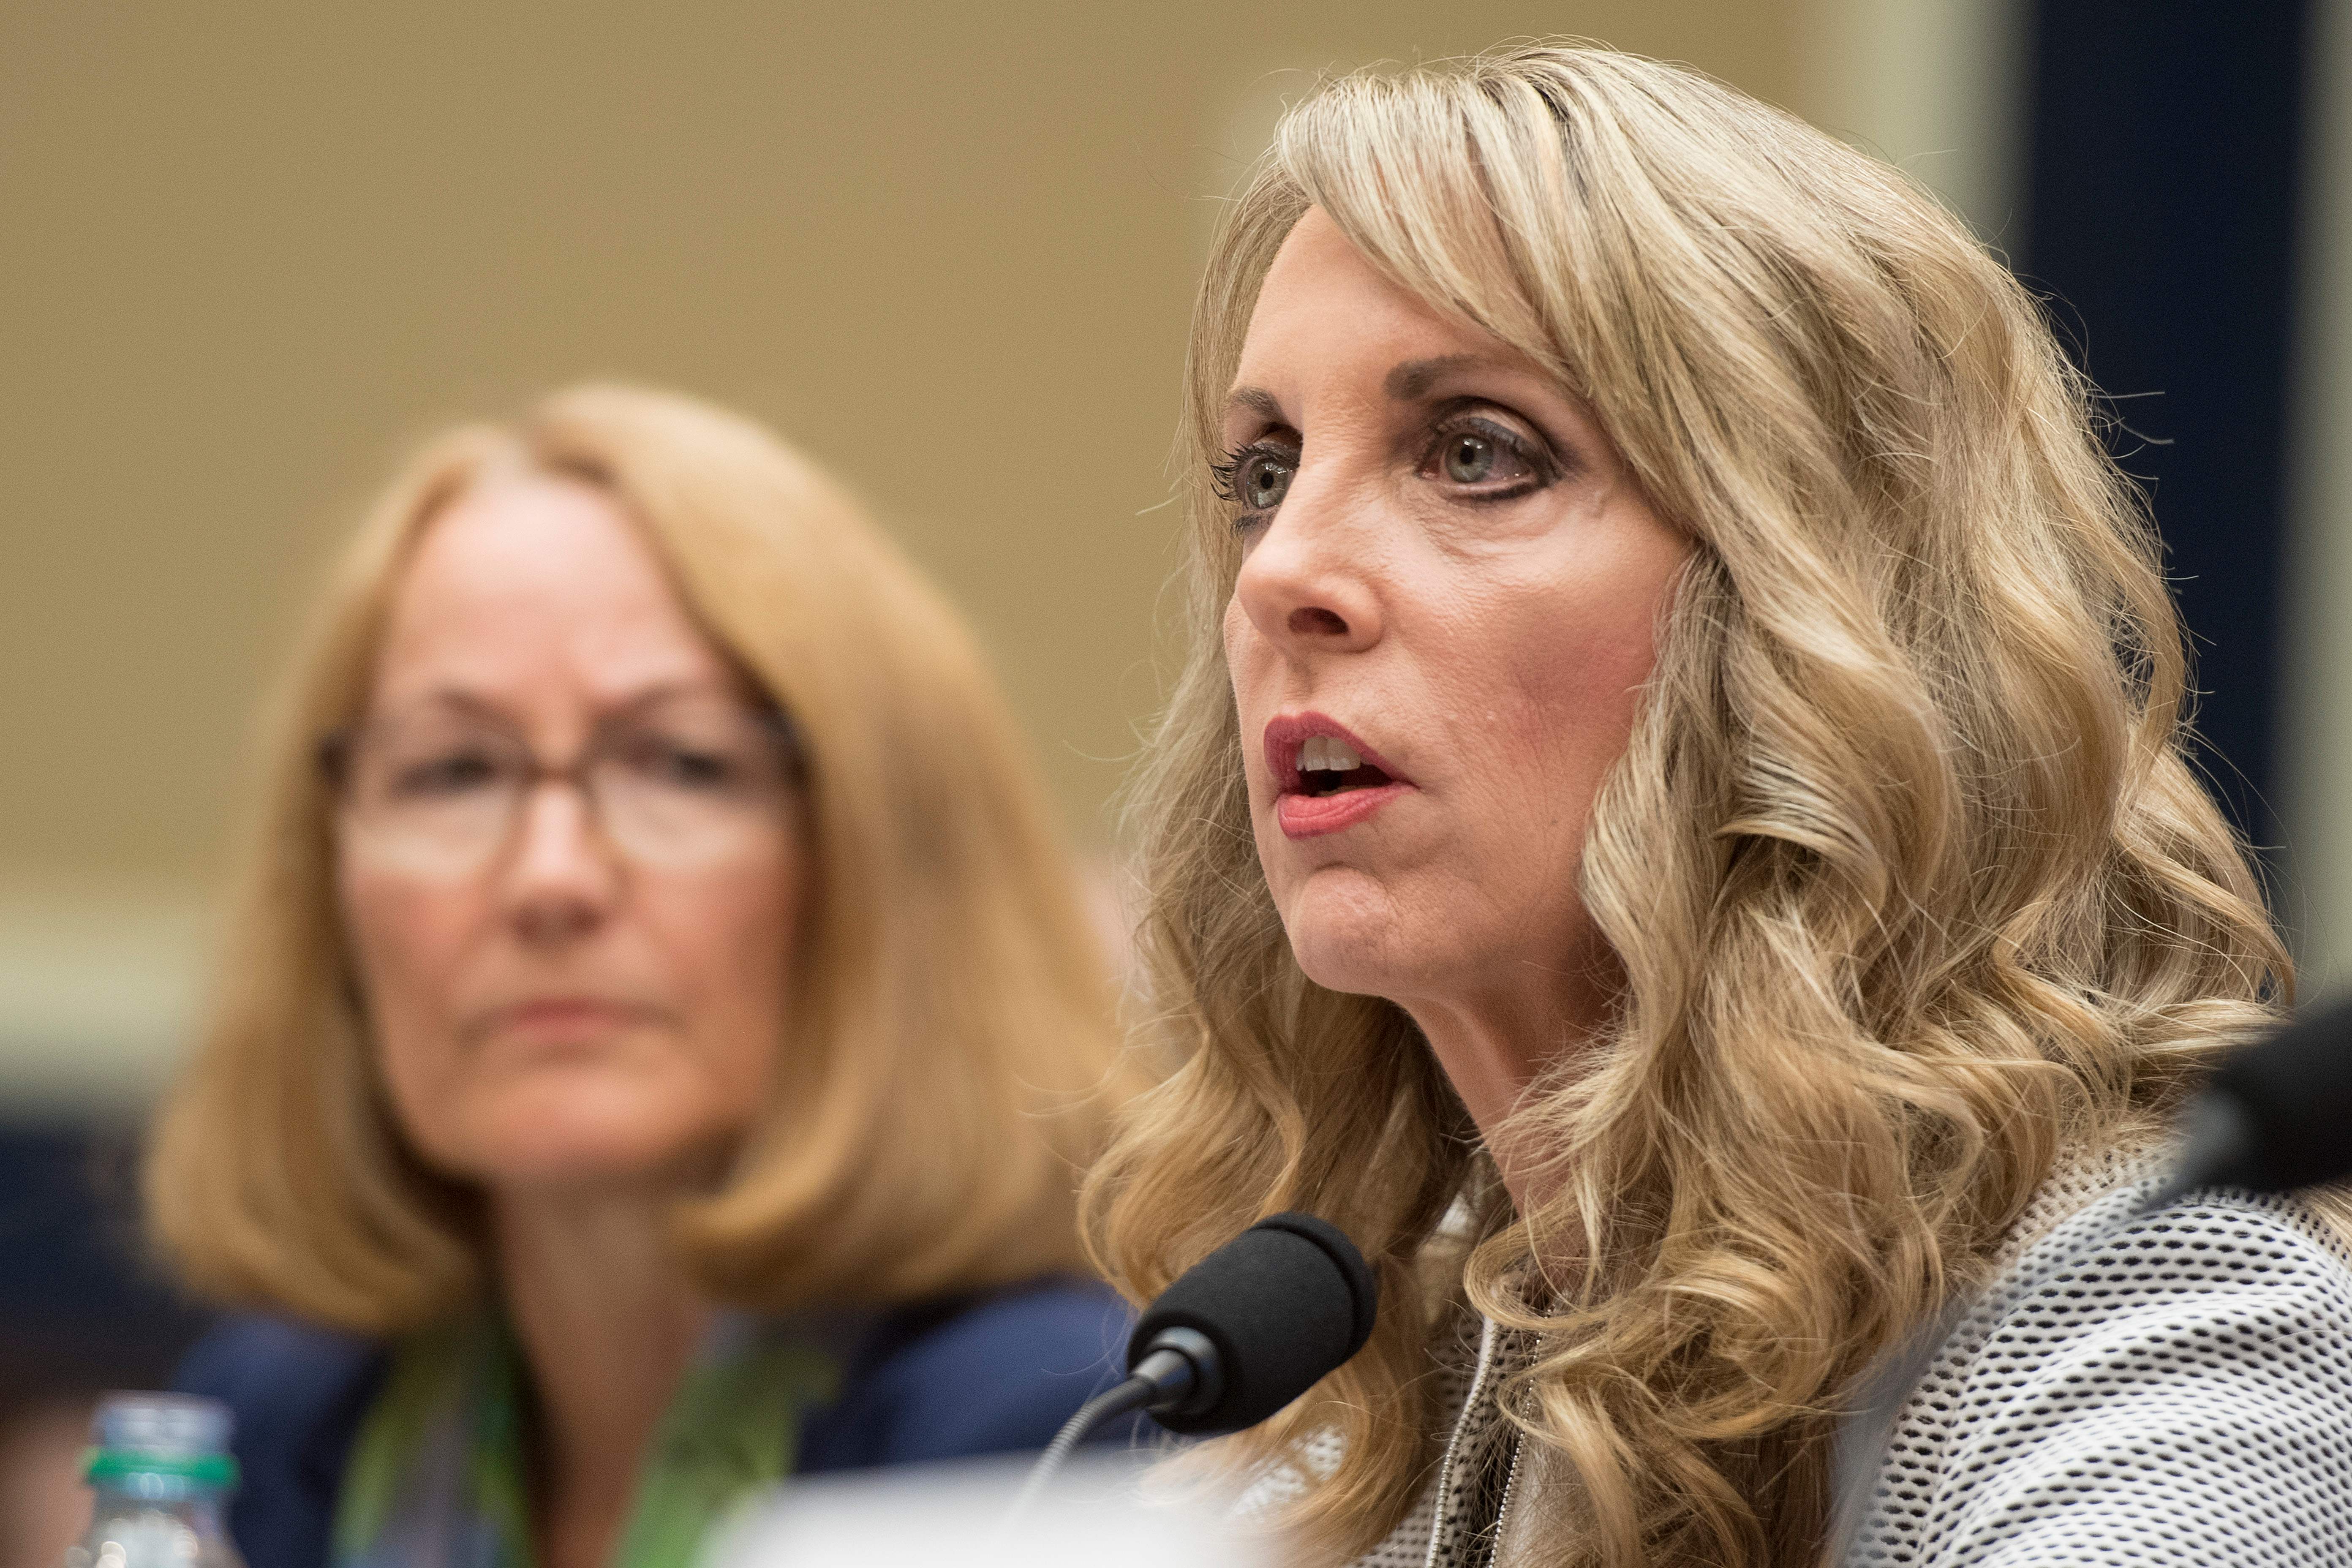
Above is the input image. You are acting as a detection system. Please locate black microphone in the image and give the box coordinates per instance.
[1124,1210,1379,1436]
[2170,990,2352,1195]
[1001,1213,1377,1524]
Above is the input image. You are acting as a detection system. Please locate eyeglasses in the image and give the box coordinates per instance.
[323,695,801,879]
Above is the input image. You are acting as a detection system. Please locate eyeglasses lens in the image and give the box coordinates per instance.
[337,702,794,876]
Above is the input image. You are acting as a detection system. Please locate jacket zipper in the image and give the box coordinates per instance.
[1487,1433,1526,1566]
[1424,1316,1505,1568]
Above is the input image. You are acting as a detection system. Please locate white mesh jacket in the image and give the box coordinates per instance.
[1326,1151,2352,1567]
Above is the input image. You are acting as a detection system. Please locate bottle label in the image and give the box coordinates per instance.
[83,1449,240,1490]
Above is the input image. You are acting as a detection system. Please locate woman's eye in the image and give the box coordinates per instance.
[1442,433,1501,484]
[634,742,736,789]
[1212,441,1299,517]
[392,750,505,798]
[649,747,719,785]
[1240,452,1294,511]
[1420,416,1551,495]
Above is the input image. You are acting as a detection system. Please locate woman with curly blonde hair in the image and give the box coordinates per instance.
[1083,43,2352,1567]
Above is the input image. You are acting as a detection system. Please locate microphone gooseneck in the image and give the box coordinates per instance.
[1000,1213,1377,1529]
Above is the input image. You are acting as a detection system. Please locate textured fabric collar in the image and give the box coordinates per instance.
[1348,1140,2352,1568]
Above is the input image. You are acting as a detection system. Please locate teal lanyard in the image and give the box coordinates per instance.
[332,1313,838,1568]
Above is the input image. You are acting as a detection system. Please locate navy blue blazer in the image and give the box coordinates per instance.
[177,1278,1133,1568]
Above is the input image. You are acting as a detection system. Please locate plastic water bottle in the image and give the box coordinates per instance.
[63,1394,244,1568]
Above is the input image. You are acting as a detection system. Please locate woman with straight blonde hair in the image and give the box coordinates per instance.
[1083,42,2352,1567]
[150,383,1132,1568]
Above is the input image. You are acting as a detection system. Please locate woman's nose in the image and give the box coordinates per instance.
[498,780,618,945]
[1230,479,1383,657]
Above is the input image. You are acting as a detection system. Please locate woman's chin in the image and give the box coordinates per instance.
[476,1144,695,1195]
[430,1091,737,1195]
[1283,900,1426,1002]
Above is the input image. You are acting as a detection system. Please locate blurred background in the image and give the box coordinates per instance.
[0,0,2339,1560]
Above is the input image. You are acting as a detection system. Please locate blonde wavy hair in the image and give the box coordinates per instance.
[1082,44,2289,1567]
[152,382,1124,1334]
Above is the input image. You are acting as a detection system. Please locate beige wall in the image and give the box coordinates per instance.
[0,2,2023,1104]
[1799,0,2028,245]
[2284,0,2352,995]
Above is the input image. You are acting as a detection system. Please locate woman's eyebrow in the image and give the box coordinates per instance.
[602,678,736,719]
[401,687,510,724]
[1384,354,1491,401]
[1223,385,1287,427]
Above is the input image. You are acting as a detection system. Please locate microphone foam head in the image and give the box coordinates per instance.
[2209,991,2352,1192]
[1128,1212,1377,1437]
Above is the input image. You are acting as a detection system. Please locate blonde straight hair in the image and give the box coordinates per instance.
[1082,44,2290,1566]
[151,382,1124,1332]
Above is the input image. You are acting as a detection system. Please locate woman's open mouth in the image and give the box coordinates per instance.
[1293,734,1395,796]
[1266,715,1414,838]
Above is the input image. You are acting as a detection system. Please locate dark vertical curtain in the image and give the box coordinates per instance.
[0,1125,205,1399]
[2021,1,2314,857]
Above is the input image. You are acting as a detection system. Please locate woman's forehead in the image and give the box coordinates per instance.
[1230,210,1545,427]
[373,474,727,711]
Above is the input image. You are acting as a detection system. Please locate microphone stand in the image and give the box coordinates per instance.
[987,1211,1375,1539]
[996,1331,1211,1532]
